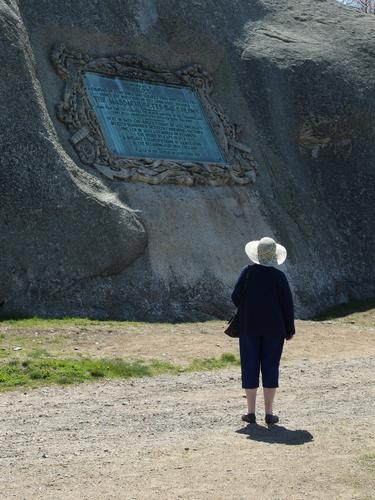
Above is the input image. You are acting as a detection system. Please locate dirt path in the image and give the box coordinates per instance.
[1,342,374,499]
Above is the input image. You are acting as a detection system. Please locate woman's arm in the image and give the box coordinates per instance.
[231,266,249,307]
[278,273,295,338]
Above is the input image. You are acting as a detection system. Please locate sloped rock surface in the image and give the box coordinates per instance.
[0,0,374,319]
[0,1,147,318]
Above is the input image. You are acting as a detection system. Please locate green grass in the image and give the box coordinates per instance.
[0,334,65,360]
[0,316,149,329]
[28,348,51,358]
[0,353,239,391]
[359,453,375,473]
[0,316,223,330]
[186,352,240,371]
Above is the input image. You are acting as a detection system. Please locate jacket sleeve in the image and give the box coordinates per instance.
[231,266,248,308]
[278,273,295,337]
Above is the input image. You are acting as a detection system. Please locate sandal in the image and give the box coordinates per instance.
[241,413,256,424]
[265,414,279,425]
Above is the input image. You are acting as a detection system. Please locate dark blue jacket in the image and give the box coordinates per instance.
[231,264,295,338]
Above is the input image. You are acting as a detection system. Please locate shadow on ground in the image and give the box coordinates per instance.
[313,297,375,321]
[236,424,313,445]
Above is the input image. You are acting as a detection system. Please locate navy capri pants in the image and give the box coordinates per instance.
[239,335,285,389]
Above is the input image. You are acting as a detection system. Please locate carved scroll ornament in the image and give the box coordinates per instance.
[51,44,258,186]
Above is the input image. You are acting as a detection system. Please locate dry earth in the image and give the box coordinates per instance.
[0,315,375,499]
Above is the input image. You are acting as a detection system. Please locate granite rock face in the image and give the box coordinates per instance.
[0,0,374,320]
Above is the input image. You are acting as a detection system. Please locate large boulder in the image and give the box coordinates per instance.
[0,0,374,320]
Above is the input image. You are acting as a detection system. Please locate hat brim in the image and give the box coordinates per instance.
[245,240,287,266]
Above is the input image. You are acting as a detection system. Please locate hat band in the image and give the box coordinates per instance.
[258,249,276,258]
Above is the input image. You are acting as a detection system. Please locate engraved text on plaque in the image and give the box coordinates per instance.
[84,73,225,164]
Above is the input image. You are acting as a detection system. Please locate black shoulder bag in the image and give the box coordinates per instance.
[224,268,249,338]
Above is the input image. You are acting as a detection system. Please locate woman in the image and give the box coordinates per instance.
[231,237,295,425]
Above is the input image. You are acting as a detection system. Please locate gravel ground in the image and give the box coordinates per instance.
[1,355,374,499]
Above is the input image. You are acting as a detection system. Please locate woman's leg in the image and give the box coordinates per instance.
[245,388,257,414]
[239,335,261,414]
[263,387,276,414]
[260,336,285,416]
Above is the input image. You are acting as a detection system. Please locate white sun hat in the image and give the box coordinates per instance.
[245,236,287,267]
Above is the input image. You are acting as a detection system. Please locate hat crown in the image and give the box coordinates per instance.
[258,237,276,255]
[257,237,277,265]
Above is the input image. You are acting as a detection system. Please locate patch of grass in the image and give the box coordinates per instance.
[187,352,240,372]
[0,357,171,388]
[0,361,29,387]
[0,333,5,341]
[0,316,162,329]
[49,335,65,345]
[0,315,224,330]
[28,348,51,358]
[148,359,182,376]
[0,352,240,391]
[359,453,375,473]
[4,333,67,352]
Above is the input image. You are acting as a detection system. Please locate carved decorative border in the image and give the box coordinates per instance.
[51,44,258,186]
